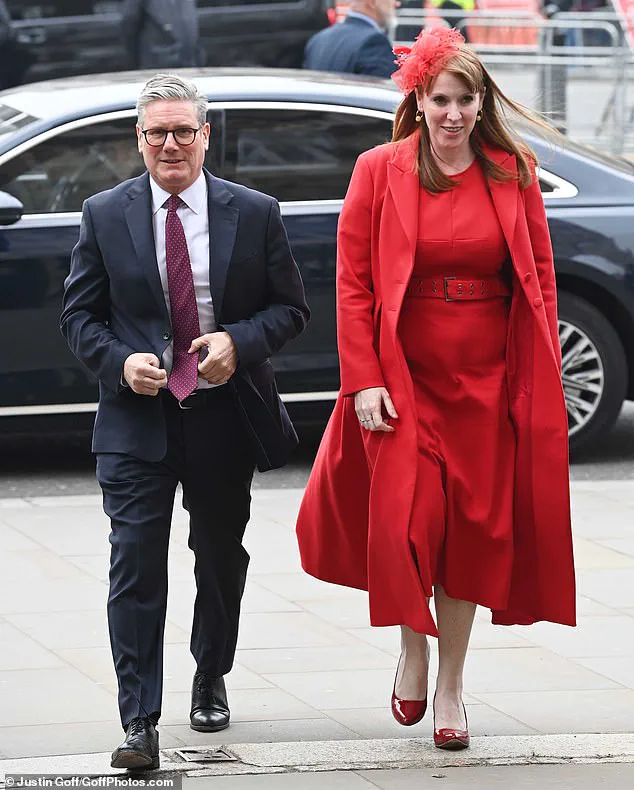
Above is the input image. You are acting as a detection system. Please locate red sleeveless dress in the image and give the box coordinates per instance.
[399,159,516,613]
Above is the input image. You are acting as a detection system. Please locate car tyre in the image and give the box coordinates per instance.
[558,291,628,454]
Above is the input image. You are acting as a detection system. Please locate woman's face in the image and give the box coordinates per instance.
[417,71,484,156]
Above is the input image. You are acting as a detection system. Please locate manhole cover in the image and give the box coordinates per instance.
[174,748,237,763]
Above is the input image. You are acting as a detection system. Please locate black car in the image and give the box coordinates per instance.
[0,68,633,452]
[5,0,333,82]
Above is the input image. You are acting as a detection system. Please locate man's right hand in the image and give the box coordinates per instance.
[123,353,167,396]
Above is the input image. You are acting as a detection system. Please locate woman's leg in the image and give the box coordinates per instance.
[395,624,429,700]
[433,584,476,729]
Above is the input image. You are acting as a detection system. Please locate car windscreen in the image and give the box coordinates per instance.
[0,104,40,146]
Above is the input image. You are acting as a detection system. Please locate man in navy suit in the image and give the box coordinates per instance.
[61,73,308,771]
[121,0,203,69]
[303,0,399,78]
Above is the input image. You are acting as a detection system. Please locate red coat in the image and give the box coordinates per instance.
[296,132,576,635]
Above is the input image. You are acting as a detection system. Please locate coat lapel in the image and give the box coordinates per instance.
[386,132,420,258]
[123,173,170,324]
[205,170,238,322]
[483,143,518,260]
[385,133,420,306]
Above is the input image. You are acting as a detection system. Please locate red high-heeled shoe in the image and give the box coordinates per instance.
[390,653,427,726]
[433,694,470,750]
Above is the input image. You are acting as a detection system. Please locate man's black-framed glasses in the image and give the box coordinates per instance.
[141,127,202,147]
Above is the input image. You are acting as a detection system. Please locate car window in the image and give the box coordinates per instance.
[0,114,222,214]
[539,179,554,193]
[223,108,392,202]
[0,118,144,214]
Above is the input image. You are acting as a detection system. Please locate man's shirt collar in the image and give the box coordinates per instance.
[150,171,207,215]
[346,10,383,33]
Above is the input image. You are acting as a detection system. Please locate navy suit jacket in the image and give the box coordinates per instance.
[60,169,309,469]
[303,15,396,78]
[121,0,202,68]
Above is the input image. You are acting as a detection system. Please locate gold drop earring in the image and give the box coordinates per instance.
[415,110,423,123]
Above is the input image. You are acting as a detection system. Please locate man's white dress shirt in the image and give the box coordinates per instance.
[150,172,217,390]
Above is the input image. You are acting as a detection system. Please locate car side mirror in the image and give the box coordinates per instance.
[0,191,24,226]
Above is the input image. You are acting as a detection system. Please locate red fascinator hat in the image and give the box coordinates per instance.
[392,27,465,95]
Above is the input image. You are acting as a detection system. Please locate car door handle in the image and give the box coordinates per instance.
[17,28,48,45]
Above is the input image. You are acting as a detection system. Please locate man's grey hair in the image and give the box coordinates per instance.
[137,73,208,127]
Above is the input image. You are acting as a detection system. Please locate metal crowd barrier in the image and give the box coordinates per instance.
[393,9,634,156]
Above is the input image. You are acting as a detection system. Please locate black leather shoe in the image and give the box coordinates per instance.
[190,671,230,732]
[110,717,159,770]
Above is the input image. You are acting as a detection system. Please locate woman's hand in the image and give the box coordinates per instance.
[354,387,398,432]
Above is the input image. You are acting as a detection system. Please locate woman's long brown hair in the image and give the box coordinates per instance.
[392,45,558,192]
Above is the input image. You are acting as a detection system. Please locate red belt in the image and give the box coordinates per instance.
[406,275,511,301]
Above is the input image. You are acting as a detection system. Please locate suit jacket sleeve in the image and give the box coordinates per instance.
[60,200,136,393]
[221,198,309,368]
[120,0,144,66]
[523,165,561,368]
[355,33,396,78]
[337,153,385,396]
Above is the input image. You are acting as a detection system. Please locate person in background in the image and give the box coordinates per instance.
[297,27,575,751]
[303,0,400,78]
[61,73,308,771]
[0,0,35,89]
[121,0,203,70]
[430,0,475,43]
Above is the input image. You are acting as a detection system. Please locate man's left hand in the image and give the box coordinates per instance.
[189,331,238,385]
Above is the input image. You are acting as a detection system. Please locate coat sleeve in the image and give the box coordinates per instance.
[60,200,136,394]
[337,153,385,396]
[523,165,561,368]
[221,198,310,368]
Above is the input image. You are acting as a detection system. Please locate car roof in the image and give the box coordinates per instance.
[1,67,632,195]
[0,68,401,122]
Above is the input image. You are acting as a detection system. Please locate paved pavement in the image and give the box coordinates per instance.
[1,481,634,784]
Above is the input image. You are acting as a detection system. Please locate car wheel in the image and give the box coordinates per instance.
[558,291,628,453]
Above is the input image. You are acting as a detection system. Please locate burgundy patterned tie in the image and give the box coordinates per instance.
[165,195,201,401]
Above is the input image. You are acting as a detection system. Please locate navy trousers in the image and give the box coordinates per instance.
[96,387,255,729]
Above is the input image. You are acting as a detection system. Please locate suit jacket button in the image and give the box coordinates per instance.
[162,332,171,341]
[533,297,543,308]
[524,272,532,282]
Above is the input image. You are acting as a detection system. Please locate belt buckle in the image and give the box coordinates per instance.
[443,277,456,302]
[178,391,198,410]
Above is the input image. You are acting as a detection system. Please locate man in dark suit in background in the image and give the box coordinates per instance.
[0,0,35,89]
[303,0,400,78]
[61,73,308,771]
[121,0,203,69]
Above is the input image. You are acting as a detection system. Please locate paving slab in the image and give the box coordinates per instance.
[0,482,633,765]
[2,733,634,782]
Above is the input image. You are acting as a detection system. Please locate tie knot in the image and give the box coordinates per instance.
[166,194,183,213]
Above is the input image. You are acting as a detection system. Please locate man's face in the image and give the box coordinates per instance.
[137,99,210,193]
[373,0,400,29]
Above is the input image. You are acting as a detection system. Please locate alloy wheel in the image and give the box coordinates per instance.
[559,319,605,437]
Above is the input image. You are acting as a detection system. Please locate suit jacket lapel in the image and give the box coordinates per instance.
[206,169,238,323]
[123,172,170,324]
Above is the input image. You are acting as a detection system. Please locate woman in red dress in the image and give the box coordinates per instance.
[296,28,575,750]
